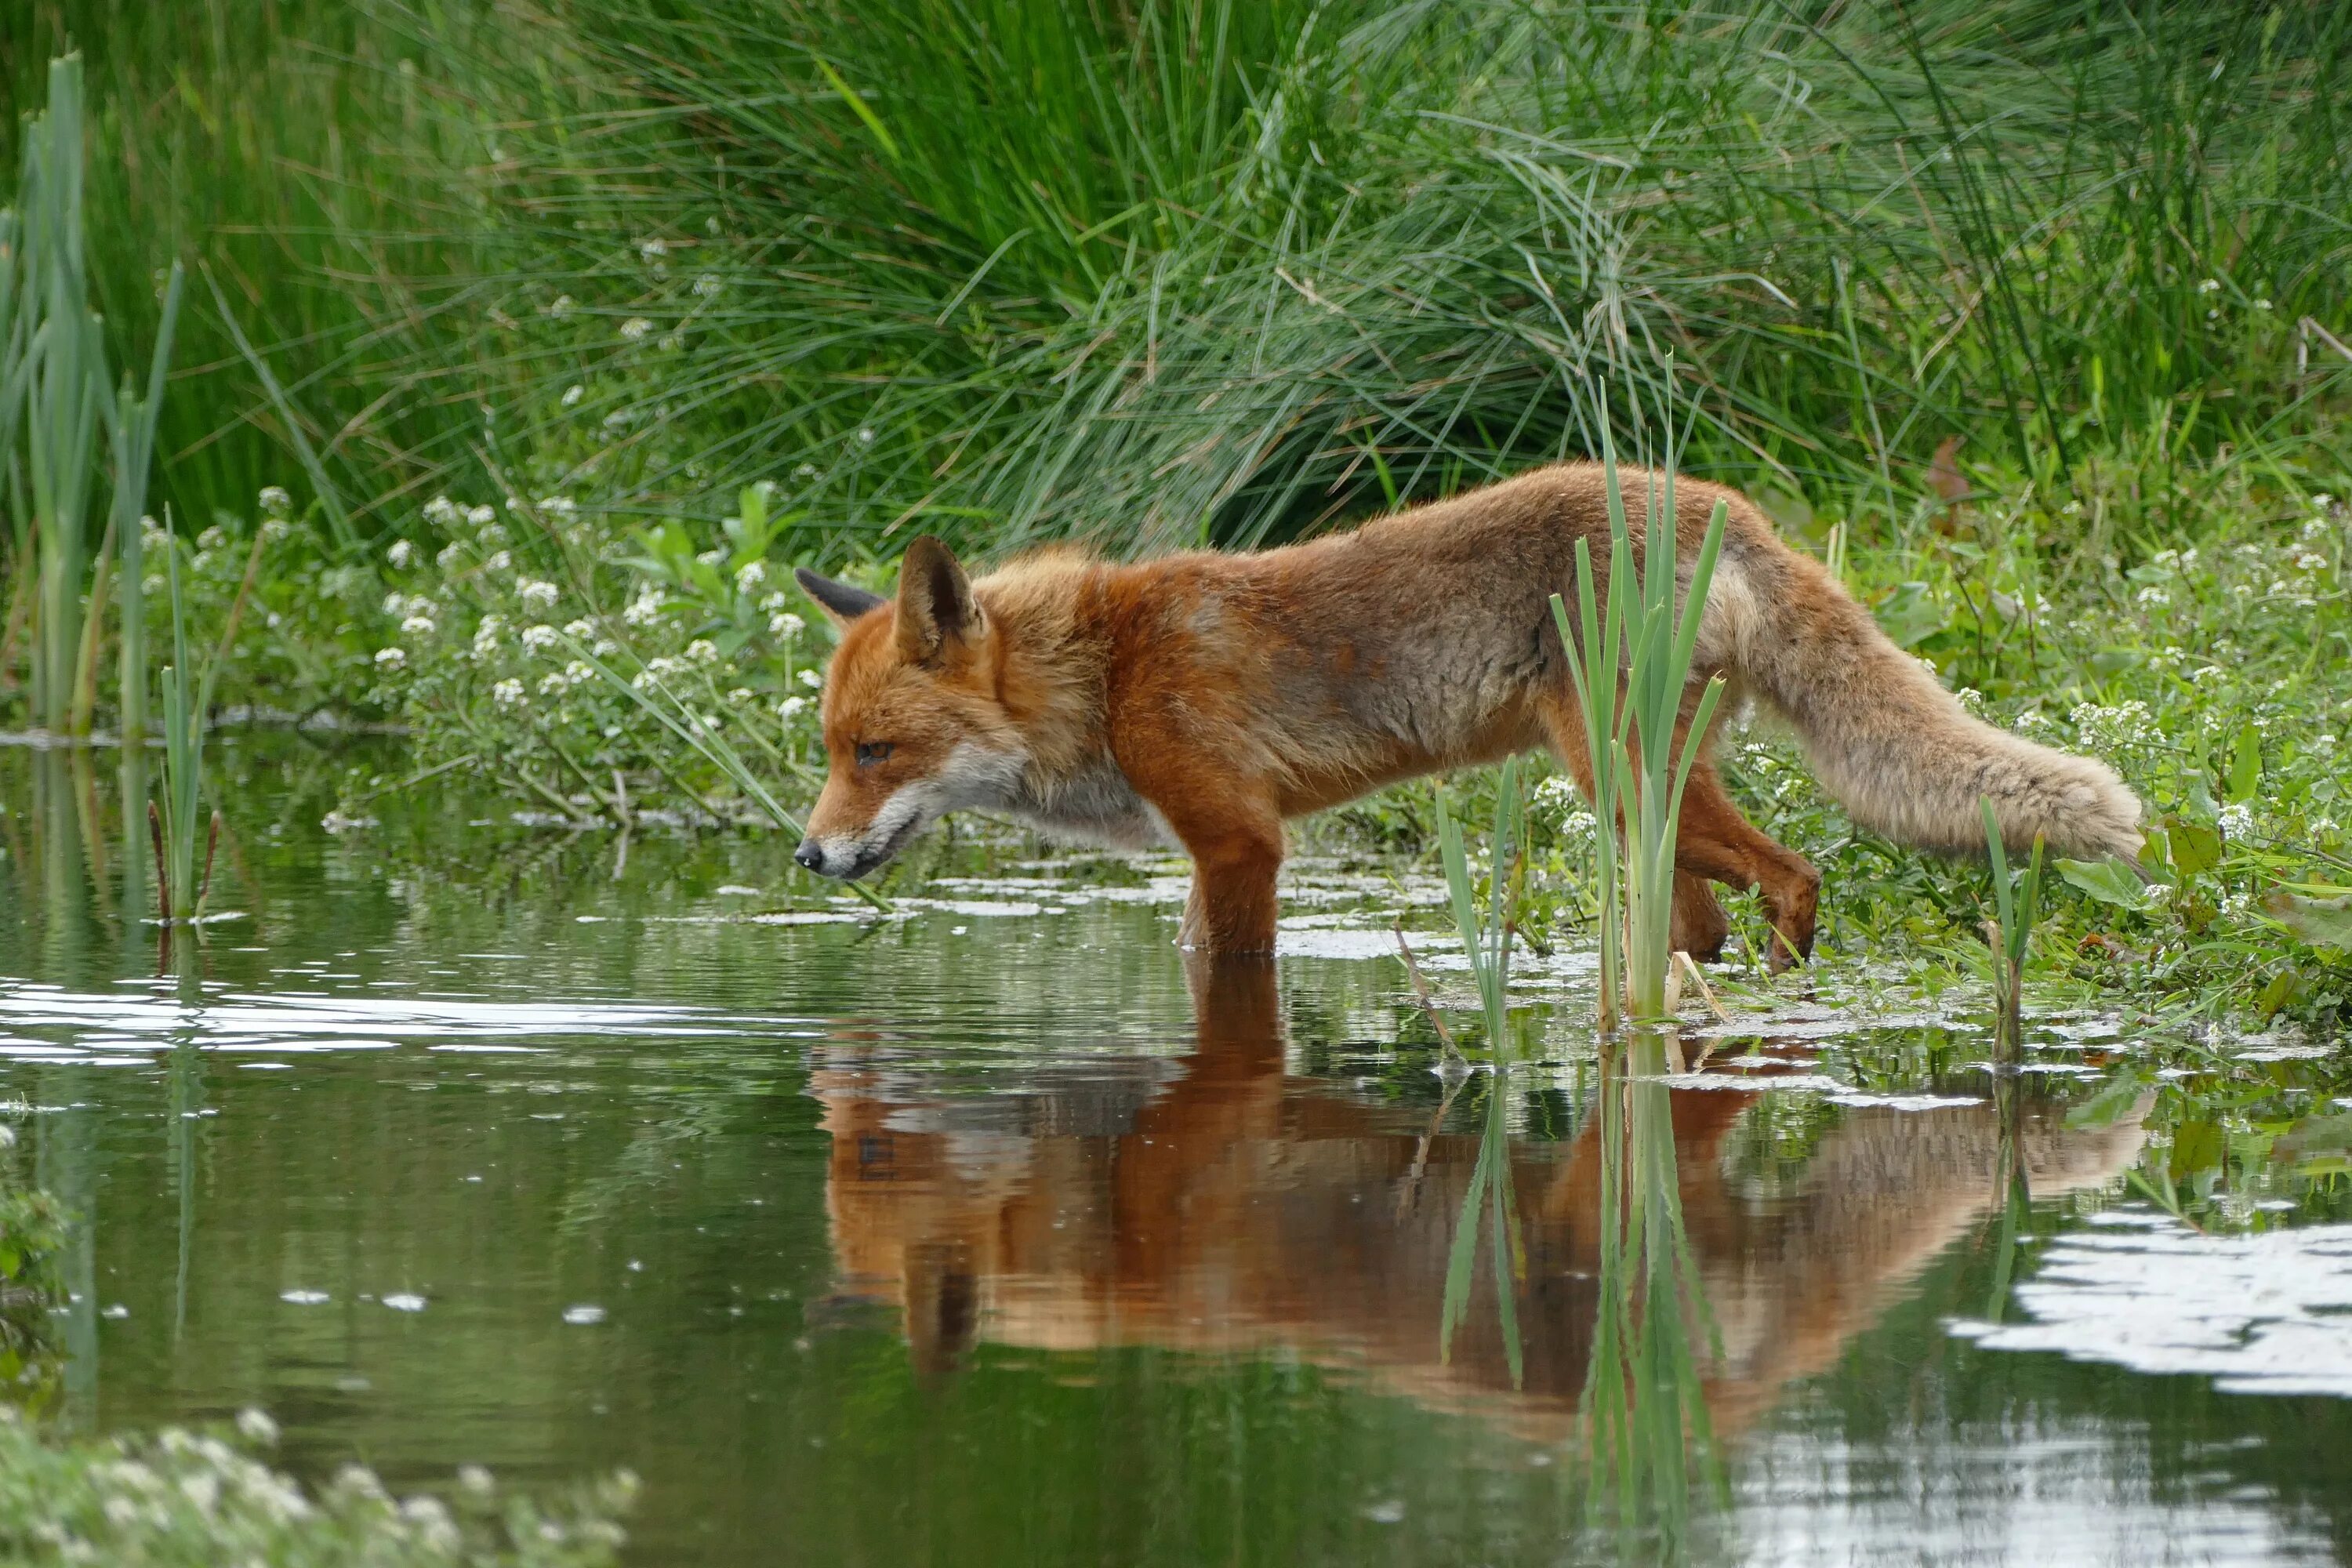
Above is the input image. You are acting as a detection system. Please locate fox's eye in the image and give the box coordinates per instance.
[855,741,895,768]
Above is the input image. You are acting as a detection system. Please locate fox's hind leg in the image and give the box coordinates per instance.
[1671,873,1731,963]
[1536,689,1815,971]
[1671,761,1820,972]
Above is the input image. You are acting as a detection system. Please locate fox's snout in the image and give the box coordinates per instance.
[793,833,891,880]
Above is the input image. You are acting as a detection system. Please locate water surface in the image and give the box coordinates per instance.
[2,739,2349,1566]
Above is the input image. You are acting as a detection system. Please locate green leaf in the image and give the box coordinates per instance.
[2227,724,2262,804]
[2165,816,2223,878]
[2256,967,2307,1017]
[2056,855,2154,910]
[2263,891,2352,950]
[1876,582,1950,649]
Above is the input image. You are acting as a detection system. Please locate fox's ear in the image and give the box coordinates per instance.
[894,535,983,666]
[794,567,887,629]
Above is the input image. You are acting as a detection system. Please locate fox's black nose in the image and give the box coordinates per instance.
[793,840,824,871]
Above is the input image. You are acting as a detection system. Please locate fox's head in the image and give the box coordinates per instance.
[790,537,1025,879]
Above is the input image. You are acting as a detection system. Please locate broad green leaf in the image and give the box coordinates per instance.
[2263,891,2352,950]
[2165,816,2223,877]
[2227,724,2261,804]
[2056,855,2154,910]
[1876,581,1949,649]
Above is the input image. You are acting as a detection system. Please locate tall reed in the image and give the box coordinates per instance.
[1551,389,1727,1025]
[1980,797,2046,1058]
[19,56,103,735]
[109,263,185,741]
[153,518,215,924]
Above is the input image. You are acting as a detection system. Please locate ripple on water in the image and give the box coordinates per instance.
[1949,1210,2352,1397]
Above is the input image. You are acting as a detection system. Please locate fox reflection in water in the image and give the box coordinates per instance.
[810,959,2148,1439]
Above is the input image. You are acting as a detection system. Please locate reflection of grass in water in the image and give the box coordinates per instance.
[1435,757,1727,1537]
[1583,1032,1727,1550]
[1434,758,1526,1383]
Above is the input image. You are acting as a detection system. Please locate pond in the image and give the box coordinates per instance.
[2,736,2349,1566]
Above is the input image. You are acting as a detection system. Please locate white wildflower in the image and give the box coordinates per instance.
[424,495,463,528]
[726,687,754,702]
[797,668,822,689]
[468,503,497,527]
[622,587,663,626]
[538,670,572,695]
[779,695,809,720]
[696,548,724,567]
[563,619,593,639]
[258,485,292,517]
[2135,585,2170,607]
[550,294,575,318]
[564,660,593,684]
[645,656,682,677]
[400,614,437,637]
[400,1495,460,1553]
[2197,278,2221,293]
[2219,801,2255,839]
[176,1472,222,1516]
[537,495,578,520]
[759,590,789,611]
[592,637,619,656]
[2190,665,2229,686]
[685,638,719,663]
[517,578,561,609]
[657,332,684,353]
[639,237,667,260]
[2314,494,2334,510]
[2071,699,2156,753]
[484,550,512,573]
[770,611,805,641]
[2253,297,2273,310]
[2296,551,2328,572]
[198,524,227,551]
[693,272,723,297]
[387,539,416,568]
[492,677,526,708]
[436,542,465,572]
[856,426,875,445]
[520,624,560,652]
[619,317,654,342]
[735,558,768,589]
[794,463,818,479]
[1954,686,1987,717]
[373,647,406,670]
[561,383,586,408]
[235,1408,280,1446]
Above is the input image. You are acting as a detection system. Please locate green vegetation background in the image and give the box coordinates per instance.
[2,0,2350,1023]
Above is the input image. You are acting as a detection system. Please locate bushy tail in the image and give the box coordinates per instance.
[1716,536,2142,861]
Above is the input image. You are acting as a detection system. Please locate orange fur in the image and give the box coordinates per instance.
[793,463,2140,961]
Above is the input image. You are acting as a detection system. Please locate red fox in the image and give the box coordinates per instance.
[792,463,2140,965]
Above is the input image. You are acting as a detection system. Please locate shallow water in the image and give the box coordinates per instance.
[2,739,2350,1566]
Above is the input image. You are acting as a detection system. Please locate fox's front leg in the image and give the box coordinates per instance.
[1156,794,1285,955]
